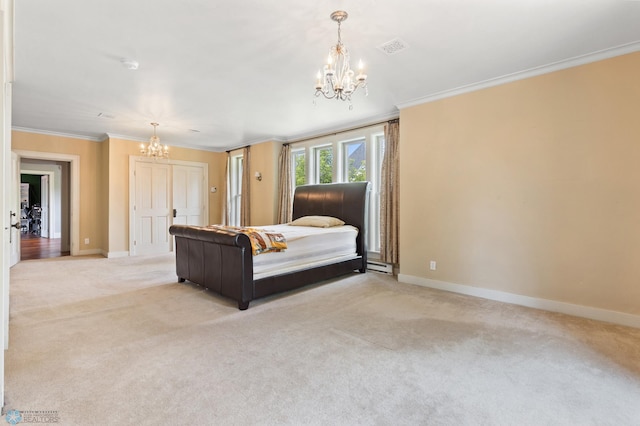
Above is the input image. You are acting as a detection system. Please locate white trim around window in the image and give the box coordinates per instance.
[290,124,385,253]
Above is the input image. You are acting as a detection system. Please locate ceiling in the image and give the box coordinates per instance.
[12,0,640,151]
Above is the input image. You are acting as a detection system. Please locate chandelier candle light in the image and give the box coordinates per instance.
[140,122,169,159]
[314,10,368,106]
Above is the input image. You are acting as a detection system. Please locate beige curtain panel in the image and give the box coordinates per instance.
[277,144,293,224]
[240,146,251,226]
[380,119,400,265]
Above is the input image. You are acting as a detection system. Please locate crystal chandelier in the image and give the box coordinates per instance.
[314,10,368,106]
[140,122,169,159]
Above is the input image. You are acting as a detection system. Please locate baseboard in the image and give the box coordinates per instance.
[398,274,640,329]
[76,248,104,256]
[105,251,129,258]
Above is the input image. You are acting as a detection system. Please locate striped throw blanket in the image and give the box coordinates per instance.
[207,225,287,256]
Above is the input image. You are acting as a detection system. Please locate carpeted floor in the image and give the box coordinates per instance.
[6,254,640,425]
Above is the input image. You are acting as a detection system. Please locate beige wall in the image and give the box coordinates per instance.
[106,137,226,254]
[399,52,640,316]
[99,139,109,254]
[227,141,283,226]
[249,141,281,225]
[12,131,105,252]
[12,131,227,255]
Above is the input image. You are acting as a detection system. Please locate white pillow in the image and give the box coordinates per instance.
[289,215,345,228]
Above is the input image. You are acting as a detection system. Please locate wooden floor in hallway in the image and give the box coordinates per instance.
[20,233,70,261]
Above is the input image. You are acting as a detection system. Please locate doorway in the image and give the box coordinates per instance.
[19,159,71,260]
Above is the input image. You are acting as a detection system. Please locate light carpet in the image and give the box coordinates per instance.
[6,254,640,425]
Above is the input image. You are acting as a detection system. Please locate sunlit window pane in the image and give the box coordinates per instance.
[343,139,366,182]
[292,151,306,187]
[315,147,333,183]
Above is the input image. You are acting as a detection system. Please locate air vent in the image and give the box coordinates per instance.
[377,38,409,55]
[97,112,115,119]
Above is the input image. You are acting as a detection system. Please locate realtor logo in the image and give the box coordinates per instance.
[4,410,59,424]
[5,410,22,425]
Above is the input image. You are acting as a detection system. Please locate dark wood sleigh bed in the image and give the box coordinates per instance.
[168,182,370,310]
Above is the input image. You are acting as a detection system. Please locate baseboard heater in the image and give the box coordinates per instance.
[367,260,393,274]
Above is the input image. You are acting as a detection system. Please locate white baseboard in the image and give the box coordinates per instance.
[105,251,129,258]
[77,248,104,256]
[398,274,640,329]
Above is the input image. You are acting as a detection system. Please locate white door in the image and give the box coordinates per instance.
[172,165,205,226]
[40,174,49,238]
[133,161,171,255]
[9,151,19,266]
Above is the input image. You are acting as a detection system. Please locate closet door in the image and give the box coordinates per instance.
[133,161,171,255]
[172,164,205,226]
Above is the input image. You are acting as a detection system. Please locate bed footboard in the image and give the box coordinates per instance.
[169,225,254,309]
[169,182,370,310]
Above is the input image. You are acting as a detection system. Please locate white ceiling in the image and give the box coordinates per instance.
[12,0,640,151]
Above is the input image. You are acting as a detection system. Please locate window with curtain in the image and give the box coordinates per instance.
[290,124,387,254]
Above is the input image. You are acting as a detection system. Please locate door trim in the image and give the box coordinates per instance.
[13,150,80,256]
[19,169,56,238]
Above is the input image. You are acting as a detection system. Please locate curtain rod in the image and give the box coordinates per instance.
[227,145,251,153]
[288,117,399,145]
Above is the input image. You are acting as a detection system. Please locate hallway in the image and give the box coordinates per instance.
[20,234,69,261]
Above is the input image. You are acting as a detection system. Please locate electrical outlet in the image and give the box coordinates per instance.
[429,260,436,271]
[84,238,90,245]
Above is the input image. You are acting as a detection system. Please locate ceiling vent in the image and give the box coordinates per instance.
[377,38,409,55]
[97,112,115,119]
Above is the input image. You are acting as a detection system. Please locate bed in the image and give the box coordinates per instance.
[168,181,370,310]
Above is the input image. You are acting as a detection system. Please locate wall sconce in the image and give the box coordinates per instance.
[255,172,262,181]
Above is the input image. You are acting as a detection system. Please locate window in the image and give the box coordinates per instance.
[342,138,366,182]
[229,154,243,226]
[292,149,306,187]
[290,124,387,254]
[314,146,333,184]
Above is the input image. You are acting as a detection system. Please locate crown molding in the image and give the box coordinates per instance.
[285,110,400,144]
[105,132,223,153]
[12,126,105,142]
[396,41,640,110]
[223,111,400,152]
[104,132,146,143]
[223,136,289,153]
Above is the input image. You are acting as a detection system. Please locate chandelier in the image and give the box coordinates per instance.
[314,10,368,106]
[140,122,169,159]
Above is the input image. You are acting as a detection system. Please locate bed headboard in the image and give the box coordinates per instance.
[292,182,371,258]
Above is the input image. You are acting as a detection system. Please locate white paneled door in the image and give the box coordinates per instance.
[172,165,205,226]
[9,151,19,267]
[133,161,171,256]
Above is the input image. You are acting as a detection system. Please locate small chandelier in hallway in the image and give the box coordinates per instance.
[140,122,169,159]
[314,10,368,106]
